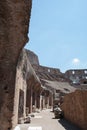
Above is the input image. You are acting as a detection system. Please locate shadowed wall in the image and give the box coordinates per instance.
[0,1,32,130]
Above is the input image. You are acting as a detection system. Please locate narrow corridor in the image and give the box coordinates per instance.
[16,109,80,130]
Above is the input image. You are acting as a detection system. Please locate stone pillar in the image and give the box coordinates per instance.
[47,94,52,109]
[23,81,27,118]
[47,96,50,109]
[40,95,43,110]
[50,94,54,110]
[30,87,33,113]
[32,91,37,112]
[26,86,33,114]
[43,96,45,109]
[26,87,31,114]
[35,92,37,108]
[51,94,54,107]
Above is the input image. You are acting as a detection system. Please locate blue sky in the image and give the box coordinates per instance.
[25,0,87,72]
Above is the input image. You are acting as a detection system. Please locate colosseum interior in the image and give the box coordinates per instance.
[0,1,87,130]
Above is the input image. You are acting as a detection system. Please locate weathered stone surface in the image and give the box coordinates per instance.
[25,49,39,65]
[26,49,75,106]
[33,64,66,81]
[65,69,87,85]
[0,1,32,130]
[25,49,68,82]
[13,49,41,129]
[61,90,87,130]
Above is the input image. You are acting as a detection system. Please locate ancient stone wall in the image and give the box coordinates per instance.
[12,49,28,128]
[26,49,39,65]
[33,65,61,74]
[61,90,87,130]
[0,1,32,130]
[32,64,66,82]
[65,69,87,83]
[13,49,41,128]
[25,49,66,82]
[12,49,41,127]
[65,69,87,76]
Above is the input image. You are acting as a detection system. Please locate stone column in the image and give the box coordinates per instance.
[35,92,37,109]
[47,96,50,109]
[26,86,33,114]
[23,81,27,118]
[32,91,37,112]
[43,96,45,109]
[51,94,54,107]
[30,87,33,113]
[40,95,43,110]
[50,94,54,110]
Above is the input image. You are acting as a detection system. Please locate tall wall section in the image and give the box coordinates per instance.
[25,49,66,82]
[13,49,41,128]
[26,49,39,65]
[65,69,87,83]
[61,90,87,130]
[0,1,32,130]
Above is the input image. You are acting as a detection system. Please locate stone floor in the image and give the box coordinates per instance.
[15,109,81,130]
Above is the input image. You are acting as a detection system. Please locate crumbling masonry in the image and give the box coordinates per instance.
[0,1,32,130]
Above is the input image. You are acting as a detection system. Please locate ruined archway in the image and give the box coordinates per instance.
[0,1,32,130]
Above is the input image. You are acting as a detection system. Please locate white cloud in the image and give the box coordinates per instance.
[72,58,80,65]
